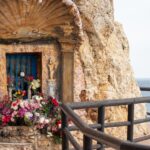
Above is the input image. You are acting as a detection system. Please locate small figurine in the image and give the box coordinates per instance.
[48,57,56,80]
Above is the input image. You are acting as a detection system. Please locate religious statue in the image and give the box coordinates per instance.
[48,57,56,80]
[47,57,58,98]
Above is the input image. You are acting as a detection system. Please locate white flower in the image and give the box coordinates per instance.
[35,112,40,117]
[36,96,43,101]
[41,101,46,105]
[20,101,25,108]
[11,105,18,110]
[32,95,43,102]
[11,101,19,110]
[47,132,53,137]
[31,79,40,90]
[58,123,61,129]
[25,112,33,119]
[39,117,45,124]
[45,119,49,124]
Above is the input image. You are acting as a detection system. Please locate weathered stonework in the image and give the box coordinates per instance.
[0,143,33,150]
[0,126,60,150]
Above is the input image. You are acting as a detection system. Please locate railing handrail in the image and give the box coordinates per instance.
[60,103,123,150]
[67,96,150,109]
[140,87,150,91]
[60,101,150,150]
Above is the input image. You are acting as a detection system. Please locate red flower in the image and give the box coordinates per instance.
[56,120,62,126]
[12,100,19,107]
[22,90,26,96]
[26,76,34,82]
[51,98,59,106]
[2,115,11,125]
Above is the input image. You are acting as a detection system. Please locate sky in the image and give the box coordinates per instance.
[114,0,150,78]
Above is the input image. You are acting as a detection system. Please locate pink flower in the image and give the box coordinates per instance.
[0,103,4,109]
[11,117,15,122]
[24,101,30,110]
[11,111,18,119]
[30,102,40,109]
[51,126,58,132]
[18,108,27,118]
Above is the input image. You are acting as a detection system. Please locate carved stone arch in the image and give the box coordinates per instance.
[0,0,83,102]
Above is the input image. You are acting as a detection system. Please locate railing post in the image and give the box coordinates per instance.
[97,106,105,150]
[127,103,134,142]
[83,135,92,150]
[62,110,69,150]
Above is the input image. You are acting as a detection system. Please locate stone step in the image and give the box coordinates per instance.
[0,142,34,150]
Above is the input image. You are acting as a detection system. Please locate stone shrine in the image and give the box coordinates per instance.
[0,0,148,147]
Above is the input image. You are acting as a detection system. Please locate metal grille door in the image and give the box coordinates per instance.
[6,53,38,91]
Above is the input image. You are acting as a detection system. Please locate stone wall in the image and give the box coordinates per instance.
[0,126,60,150]
[0,42,60,97]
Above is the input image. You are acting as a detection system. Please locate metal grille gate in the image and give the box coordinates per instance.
[6,53,38,91]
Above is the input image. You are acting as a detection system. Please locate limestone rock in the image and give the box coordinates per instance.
[73,0,149,138]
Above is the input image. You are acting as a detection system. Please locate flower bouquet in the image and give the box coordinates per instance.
[0,95,62,143]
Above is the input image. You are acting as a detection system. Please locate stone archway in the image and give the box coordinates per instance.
[0,0,83,103]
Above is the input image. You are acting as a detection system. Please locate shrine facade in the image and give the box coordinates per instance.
[0,0,83,103]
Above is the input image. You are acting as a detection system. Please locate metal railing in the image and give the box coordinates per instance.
[60,96,150,150]
[140,87,150,92]
[140,86,150,115]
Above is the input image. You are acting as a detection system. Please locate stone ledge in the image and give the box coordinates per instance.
[0,126,61,150]
[0,142,34,150]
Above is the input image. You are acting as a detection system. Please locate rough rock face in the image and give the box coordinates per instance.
[73,0,148,138]
[74,0,139,101]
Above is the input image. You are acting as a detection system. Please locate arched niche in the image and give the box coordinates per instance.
[0,0,83,103]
